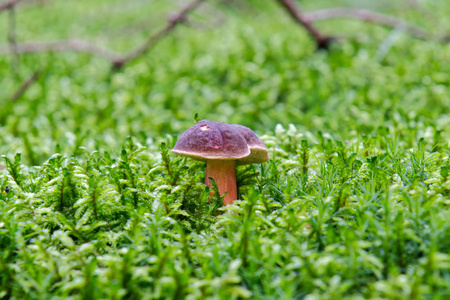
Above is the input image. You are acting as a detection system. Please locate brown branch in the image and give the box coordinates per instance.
[0,0,21,12]
[0,39,121,60]
[0,0,205,70]
[10,70,40,101]
[111,0,205,69]
[276,0,334,50]
[304,8,429,40]
[8,5,19,72]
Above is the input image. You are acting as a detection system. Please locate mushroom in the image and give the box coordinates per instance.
[172,120,269,205]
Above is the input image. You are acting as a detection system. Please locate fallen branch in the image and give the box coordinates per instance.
[10,70,40,101]
[112,0,205,69]
[0,39,121,60]
[1,0,445,66]
[304,8,429,40]
[0,0,205,70]
[0,0,21,12]
[8,4,19,72]
[276,0,334,49]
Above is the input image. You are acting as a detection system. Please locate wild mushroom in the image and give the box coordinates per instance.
[171,120,269,205]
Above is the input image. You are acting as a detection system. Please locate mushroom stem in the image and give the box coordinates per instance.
[205,159,237,205]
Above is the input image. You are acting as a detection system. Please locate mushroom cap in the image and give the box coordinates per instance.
[172,120,269,165]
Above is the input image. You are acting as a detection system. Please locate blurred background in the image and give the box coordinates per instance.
[0,0,449,165]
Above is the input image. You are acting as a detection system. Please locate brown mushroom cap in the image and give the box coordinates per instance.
[172,120,269,165]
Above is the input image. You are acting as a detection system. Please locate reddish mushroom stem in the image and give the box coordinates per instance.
[205,159,237,206]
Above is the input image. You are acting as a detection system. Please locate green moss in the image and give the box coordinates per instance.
[0,1,449,299]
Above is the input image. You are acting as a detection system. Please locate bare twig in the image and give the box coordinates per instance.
[2,2,19,70]
[10,70,40,101]
[111,0,205,69]
[0,39,121,60]
[1,0,445,68]
[0,0,205,70]
[304,8,429,40]
[21,0,53,7]
[8,5,19,72]
[0,0,21,12]
[276,0,334,49]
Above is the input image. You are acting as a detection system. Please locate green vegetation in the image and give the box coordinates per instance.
[1,0,449,299]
